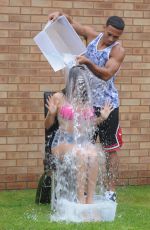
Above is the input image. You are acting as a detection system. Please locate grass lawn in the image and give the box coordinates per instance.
[0,185,150,230]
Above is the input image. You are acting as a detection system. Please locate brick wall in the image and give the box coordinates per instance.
[0,0,150,190]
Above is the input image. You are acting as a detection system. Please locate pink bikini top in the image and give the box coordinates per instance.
[59,104,94,121]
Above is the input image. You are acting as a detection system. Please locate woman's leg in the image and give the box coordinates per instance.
[75,147,87,203]
[52,143,74,160]
[52,143,99,204]
[52,143,87,203]
[85,145,99,204]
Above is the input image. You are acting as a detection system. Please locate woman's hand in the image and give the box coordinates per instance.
[45,95,58,129]
[45,95,57,116]
[100,101,114,121]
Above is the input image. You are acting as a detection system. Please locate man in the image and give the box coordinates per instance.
[48,11,125,202]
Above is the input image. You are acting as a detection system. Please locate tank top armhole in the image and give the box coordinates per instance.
[87,33,103,47]
[108,42,120,58]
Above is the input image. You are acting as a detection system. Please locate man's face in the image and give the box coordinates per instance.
[103,25,123,46]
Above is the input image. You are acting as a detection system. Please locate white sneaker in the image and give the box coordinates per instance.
[104,191,117,202]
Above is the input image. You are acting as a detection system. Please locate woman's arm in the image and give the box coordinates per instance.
[45,95,58,129]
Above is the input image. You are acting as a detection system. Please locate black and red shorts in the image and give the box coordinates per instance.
[92,107,123,153]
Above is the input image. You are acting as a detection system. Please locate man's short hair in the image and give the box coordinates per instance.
[106,16,125,31]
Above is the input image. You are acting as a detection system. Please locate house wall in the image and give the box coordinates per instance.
[0,0,150,190]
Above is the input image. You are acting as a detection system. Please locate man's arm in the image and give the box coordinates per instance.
[48,11,98,44]
[77,44,125,81]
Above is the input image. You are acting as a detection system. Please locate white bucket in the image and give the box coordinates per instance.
[51,195,117,222]
[34,16,86,72]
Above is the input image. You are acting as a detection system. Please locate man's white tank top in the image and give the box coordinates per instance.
[84,33,120,108]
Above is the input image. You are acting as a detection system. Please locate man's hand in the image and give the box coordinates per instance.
[76,55,90,65]
[48,11,61,21]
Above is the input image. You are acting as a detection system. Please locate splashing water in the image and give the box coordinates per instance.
[50,64,117,222]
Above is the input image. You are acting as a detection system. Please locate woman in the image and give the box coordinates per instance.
[45,65,113,204]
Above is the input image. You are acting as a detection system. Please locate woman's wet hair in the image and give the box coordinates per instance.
[65,65,92,104]
[106,16,125,31]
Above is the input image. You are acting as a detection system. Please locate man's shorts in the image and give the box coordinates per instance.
[92,107,123,153]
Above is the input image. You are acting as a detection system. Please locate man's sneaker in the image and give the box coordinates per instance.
[104,191,117,202]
